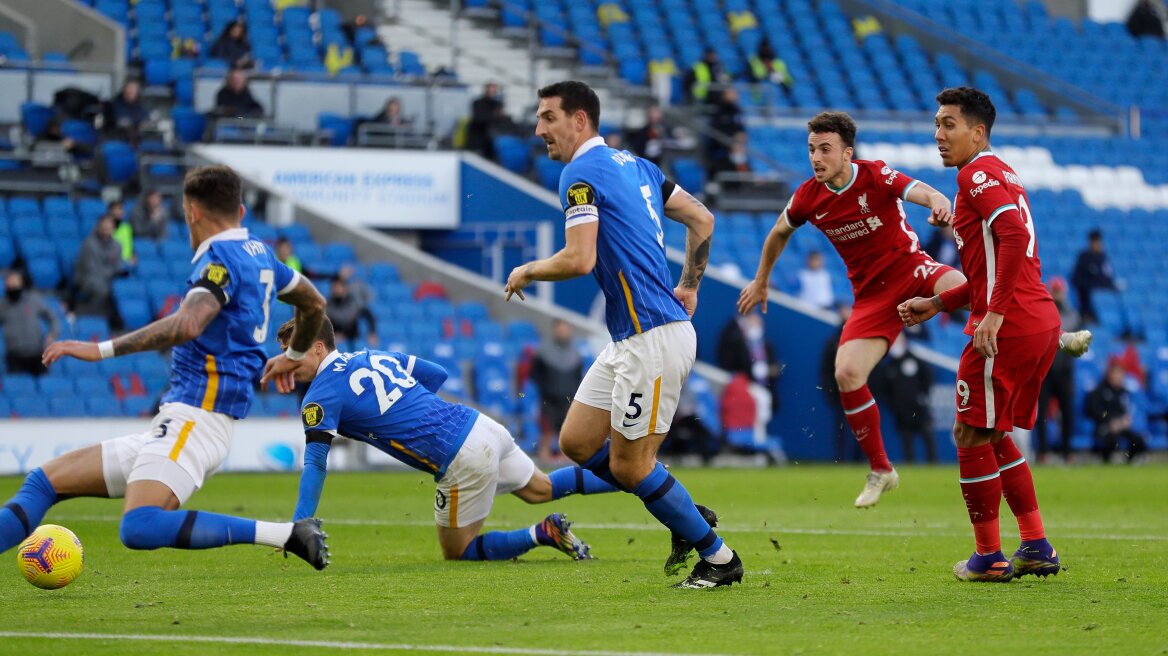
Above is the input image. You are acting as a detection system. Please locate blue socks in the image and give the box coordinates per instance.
[549,466,620,499]
[632,463,723,559]
[120,506,258,550]
[580,440,626,491]
[0,468,58,553]
[461,527,537,561]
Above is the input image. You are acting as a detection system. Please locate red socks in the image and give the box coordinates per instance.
[994,436,1046,542]
[840,386,892,472]
[958,443,1002,554]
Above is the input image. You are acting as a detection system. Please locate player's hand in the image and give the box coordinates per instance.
[261,354,298,394]
[674,286,698,317]
[504,264,533,302]
[897,296,940,327]
[42,340,101,367]
[973,311,1003,359]
[928,197,953,227]
[737,279,769,315]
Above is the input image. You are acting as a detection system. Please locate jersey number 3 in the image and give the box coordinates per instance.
[349,355,417,414]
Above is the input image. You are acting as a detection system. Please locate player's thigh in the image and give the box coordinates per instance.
[481,414,537,497]
[124,403,233,507]
[562,345,619,459]
[436,518,487,560]
[955,340,1029,434]
[609,430,668,486]
[435,418,501,530]
[40,444,112,499]
[1001,329,1060,431]
[611,321,696,440]
[834,336,890,387]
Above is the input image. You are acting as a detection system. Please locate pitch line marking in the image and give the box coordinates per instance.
[0,632,730,656]
[47,514,1168,542]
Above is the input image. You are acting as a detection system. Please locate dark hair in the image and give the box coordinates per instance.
[936,86,996,138]
[537,81,600,131]
[183,165,242,218]
[1088,228,1103,241]
[807,111,857,149]
[277,315,336,351]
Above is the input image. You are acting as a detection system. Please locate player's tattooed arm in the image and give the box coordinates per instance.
[279,277,328,354]
[664,187,715,290]
[113,290,223,356]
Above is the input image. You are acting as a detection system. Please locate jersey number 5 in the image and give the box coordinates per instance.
[640,185,664,248]
[349,355,417,414]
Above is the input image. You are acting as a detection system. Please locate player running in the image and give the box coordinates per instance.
[738,111,963,508]
[898,87,1065,582]
[504,81,740,588]
[0,165,330,570]
[262,317,618,562]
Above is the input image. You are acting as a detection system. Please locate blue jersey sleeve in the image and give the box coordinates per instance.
[300,380,341,433]
[293,439,331,521]
[189,254,238,306]
[272,257,300,297]
[405,354,448,393]
[560,161,603,230]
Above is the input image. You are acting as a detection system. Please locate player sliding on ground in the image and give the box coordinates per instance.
[262,317,619,562]
[0,166,330,570]
[505,81,739,588]
[737,112,1093,509]
[899,87,1066,582]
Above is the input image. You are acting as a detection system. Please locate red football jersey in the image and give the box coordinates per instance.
[948,151,1060,338]
[785,160,928,295]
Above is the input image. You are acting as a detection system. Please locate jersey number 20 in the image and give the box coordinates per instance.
[349,355,417,414]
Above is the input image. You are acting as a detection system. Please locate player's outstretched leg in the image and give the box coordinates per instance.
[841,386,899,508]
[664,504,718,576]
[994,436,1061,578]
[953,442,1013,582]
[118,506,328,568]
[0,468,57,553]
[461,513,592,561]
[1059,330,1093,358]
[548,465,621,498]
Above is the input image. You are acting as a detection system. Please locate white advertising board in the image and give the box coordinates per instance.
[196,145,460,229]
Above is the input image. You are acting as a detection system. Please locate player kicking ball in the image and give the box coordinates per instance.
[263,317,621,562]
[899,87,1070,582]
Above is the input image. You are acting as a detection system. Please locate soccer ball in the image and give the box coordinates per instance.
[16,524,85,589]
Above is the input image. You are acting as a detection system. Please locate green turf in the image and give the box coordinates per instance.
[1,465,1166,655]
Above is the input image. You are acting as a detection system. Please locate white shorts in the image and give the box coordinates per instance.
[434,414,535,529]
[101,403,233,504]
[574,320,696,440]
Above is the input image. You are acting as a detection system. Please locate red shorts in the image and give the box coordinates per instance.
[954,327,1059,432]
[840,254,956,346]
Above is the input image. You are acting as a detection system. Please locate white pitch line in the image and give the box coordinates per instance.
[0,632,729,656]
[45,514,1168,542]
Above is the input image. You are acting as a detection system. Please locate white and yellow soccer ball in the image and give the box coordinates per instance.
[16,524,85,589]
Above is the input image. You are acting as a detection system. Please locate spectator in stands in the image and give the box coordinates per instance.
[275,237,302,273]
[73,214,129,327]
[128,189,173,242]
[105,200,134,263]
[336,263,372,308]
[209,20,253,69]
[1036,277,1079,463]
[797,250,834,309]
[746,39,793,90]
[822,303,859,462]
[104,79,149,140]
[716,311,781,414]
[327,275,376,350]
[712,132,753,189]
[626,104,671,165]
[214,69,264,119]
[530,319,584,462]
[870,333,936,463]
[662,383,721,463]
[1127,0,1166,39]
[371,97,414,135]
[0,270,59,377]
[1071,228,1118,325]
[466,82,508,160]
[1086,358,1149,464]
[923,224,961,270]
[1116,328,1148,388]
[709,87,745,142]
[683,48,727,105]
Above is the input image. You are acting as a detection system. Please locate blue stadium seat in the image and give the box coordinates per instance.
[20,103,53,139]
[100,141,138,184]
[10,394,50,417]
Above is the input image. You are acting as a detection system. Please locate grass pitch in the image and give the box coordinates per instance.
[0,465,1165,656]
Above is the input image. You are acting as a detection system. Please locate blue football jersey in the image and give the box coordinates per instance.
[164,228,299,419]
[299,350,477,480]
[559,137,689,341]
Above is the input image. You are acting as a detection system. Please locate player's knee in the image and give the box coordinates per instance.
[558,434,592,464]
[119,506,167,550]
[834,365,865,392]
[608,456,650,490]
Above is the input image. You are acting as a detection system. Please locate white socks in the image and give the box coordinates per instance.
[254,521,294,548]
[705,543,734,565]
